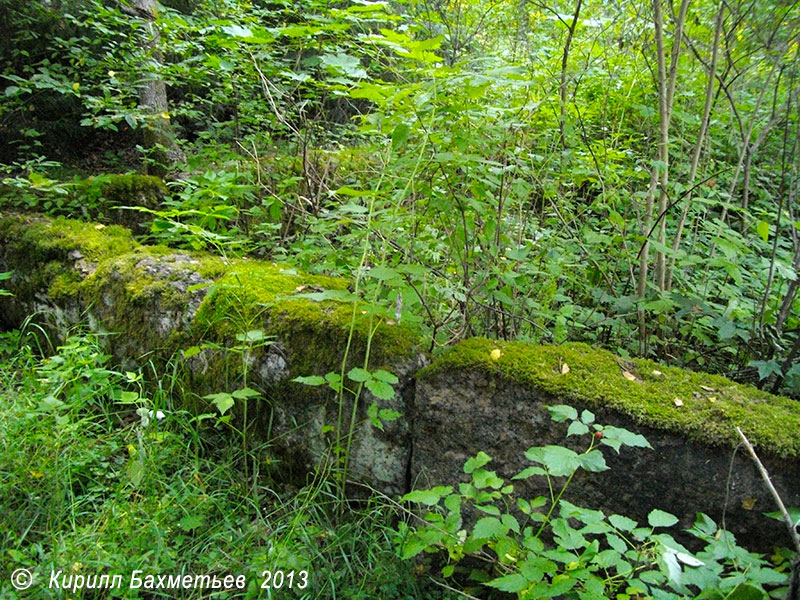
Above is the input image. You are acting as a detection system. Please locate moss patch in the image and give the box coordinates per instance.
[419,338,800,458]
[193,260,420,377]
[0,213,138,303]
[0,213,136,262]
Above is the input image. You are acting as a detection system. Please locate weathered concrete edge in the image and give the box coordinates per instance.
[412,368,800,551]
[418,338,800,459]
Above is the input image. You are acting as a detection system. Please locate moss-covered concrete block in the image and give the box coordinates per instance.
[0,211,421,493]
[413,338,800,550]
[0,173,165,232]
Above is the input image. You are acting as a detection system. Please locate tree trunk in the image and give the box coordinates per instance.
[559,0,582,150]
[132,0,184,174]
[665,2,723,291]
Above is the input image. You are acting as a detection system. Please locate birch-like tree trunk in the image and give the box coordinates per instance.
[664,2,724,291]
[638,0,689,352]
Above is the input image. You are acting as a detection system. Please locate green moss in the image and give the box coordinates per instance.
[75,173,166,205]
[419,338,800,458]
[0,214,136,261]
[193,260,420,378]
[0,213,138,302]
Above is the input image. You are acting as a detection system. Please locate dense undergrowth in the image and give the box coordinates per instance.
[0,326,456,600]
[1,326,796,599]
[1,0,800,395]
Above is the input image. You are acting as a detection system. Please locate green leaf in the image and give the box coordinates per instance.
[372,369,399,384]
[609,514,638,532]
[235,329,266,343]
[502,514,521,534]
[726,584,771,600]
[320,52,367,79]
[117,390,139,404]
[567,421,589,437]
[367,402,383,430]
[378,408,402,422]
[578,449,608,472]
[398,536,428,559]
[485,573,528,592]
[221,24,253,38]
[333,186,377,197]
[475,504,501,515]
[391,123,410,149]
[472,469,504,489]
[292,375,326,386]
[204,392,235,415]
[182,345,202,359]
[127,459,144,487]
[513,466,546,479]
[402,486,452,505]
[548,405,578,422]
[367,266,400,281]
[347,367,372,382]
[600,426,652,452]
[756,220,770,242]
[747,360,782,380]
[525,445,581,476]
[365,379,395,399]
[648,509,679,528]
[472,516,507,539]
[231,387,260,399]
[464,451,492,474]
[764,506,800,526]
[178,514,205,532]
[606,532,628,553]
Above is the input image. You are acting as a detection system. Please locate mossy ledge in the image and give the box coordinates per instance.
[419,338,800,458]
[0,211,419,374]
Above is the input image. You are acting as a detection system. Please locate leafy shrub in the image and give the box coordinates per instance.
[396,405,795,599]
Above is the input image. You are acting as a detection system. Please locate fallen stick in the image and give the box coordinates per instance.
[735,427,800,600]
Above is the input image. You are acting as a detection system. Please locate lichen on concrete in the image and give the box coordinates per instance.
[418,337,800,458]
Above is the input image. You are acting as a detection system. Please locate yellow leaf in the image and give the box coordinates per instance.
[652,370,662,376]
[741,496,757,510]
[560,362,570,374]
[72,82,80,91]
[108,70,116,77]
[700,385,715,392]
[708,396,717,403]
[490,348,502,361]
[94,224,105,230]
[673,398,684,407]
[160,111,170,120]
[622,370,637,381]
[28,470,44,479]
